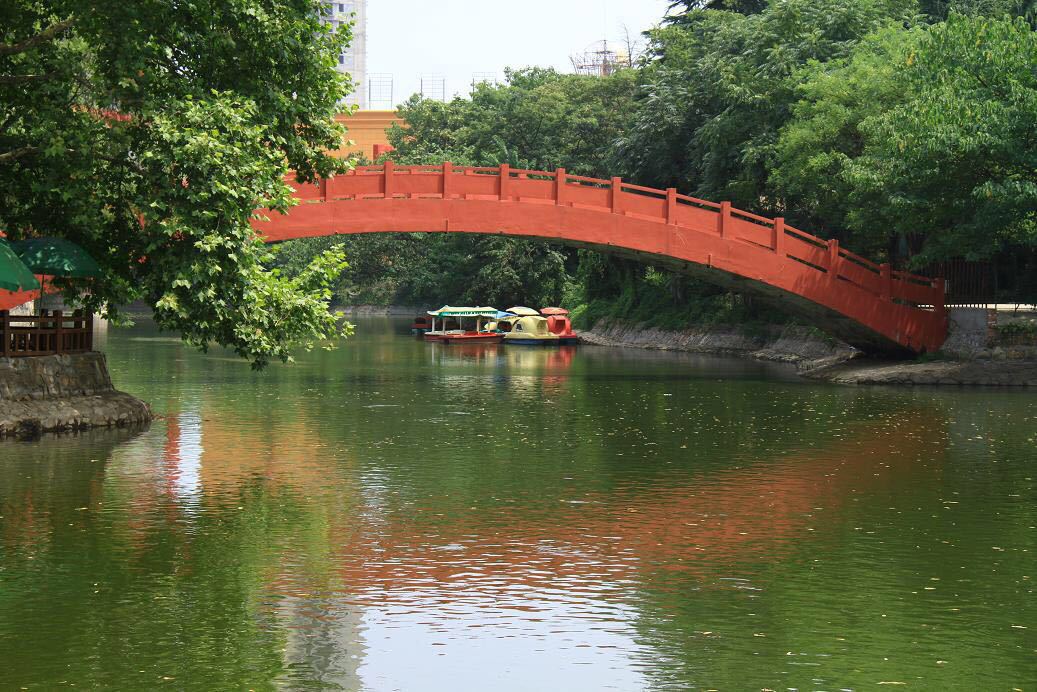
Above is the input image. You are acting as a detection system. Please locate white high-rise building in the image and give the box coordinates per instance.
[323,0,367,109]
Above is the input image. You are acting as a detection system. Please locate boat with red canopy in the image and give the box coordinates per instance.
[540,307,579,344]
[502,307,580,345]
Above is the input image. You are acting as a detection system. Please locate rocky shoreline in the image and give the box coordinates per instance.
[338,304,430,317]
[799,358,1037,386]
[0,353,152,438]
[578,316,1036,387]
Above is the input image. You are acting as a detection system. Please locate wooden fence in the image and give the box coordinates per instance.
[0,310,94,357]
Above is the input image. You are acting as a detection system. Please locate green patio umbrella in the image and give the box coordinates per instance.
[0,239,41,293]
[11,237,102,278]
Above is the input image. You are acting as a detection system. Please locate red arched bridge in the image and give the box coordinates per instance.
[254,162,948,355]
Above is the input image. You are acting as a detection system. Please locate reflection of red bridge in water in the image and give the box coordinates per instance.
[0,406,944,606]
[318,415,944,595]
[132,399,945,598]
[255,163,949,354]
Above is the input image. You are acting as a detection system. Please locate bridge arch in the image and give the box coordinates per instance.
[254,162,947,354]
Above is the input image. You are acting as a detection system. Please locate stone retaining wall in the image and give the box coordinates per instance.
[579,319,854,365]
[580,313,1037,387]
[0,353,152,437]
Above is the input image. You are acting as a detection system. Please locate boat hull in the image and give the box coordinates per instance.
[504,333,579,345]
[440,332,503,344]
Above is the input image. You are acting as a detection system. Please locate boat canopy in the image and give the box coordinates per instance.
[512,315,552,335]
[540,307,570,316]
[427,305,499,318]
[506,306,540,316]
[495,311,516,320]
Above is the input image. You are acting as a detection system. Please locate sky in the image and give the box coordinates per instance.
[365,0,673,107]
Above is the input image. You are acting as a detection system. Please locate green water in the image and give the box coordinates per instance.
[1,318,1034,690]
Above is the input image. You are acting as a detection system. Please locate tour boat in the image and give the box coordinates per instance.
[503,307,579,345]
[424,306,504,344]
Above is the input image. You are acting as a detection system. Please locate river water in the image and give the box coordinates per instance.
[1,318,1034,690]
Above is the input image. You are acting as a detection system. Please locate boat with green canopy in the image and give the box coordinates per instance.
[424,306,503,343]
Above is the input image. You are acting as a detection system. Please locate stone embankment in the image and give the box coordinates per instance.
[579,307,1037,387]
[0,353,152,438]
[579,320,854,367]
[799,358,1037,386]
[338,305,430,316]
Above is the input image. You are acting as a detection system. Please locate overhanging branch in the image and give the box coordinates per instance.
[0,73,58,84]
[0,18,75,56]
[0,146,39,162]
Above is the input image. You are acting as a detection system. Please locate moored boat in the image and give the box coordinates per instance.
[503,307,579,345]
[424,306,504,344]
[540,307,579,344]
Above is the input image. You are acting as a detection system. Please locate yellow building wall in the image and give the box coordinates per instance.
[333,110,402,161]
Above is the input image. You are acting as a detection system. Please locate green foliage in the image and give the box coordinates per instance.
[667,0,768,19]
[617,0,918,210]
[920,0,1037,22]
[771,25,924,252]
[389,67,637,177]
[568,262,779,331]
[995,319,1037,339]
[844,14,1037,263]
[276,232,568,309]
[0,0,354,367]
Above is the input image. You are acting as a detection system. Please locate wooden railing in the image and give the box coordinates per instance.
[284,162,947,316]
[0,310,94,358]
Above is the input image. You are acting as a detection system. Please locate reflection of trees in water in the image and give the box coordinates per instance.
[0,426,147,556]
[21,321,1035,689]
[0,417,349,689]
[326,410,947,592]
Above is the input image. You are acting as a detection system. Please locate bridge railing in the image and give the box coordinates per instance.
[283,162,945,316]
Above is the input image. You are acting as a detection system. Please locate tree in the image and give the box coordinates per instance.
[919,0,1037,22]
[770,25,924,254]
[0,1,354,367]
[388,67,638,177]
[844,14,1037,262]
[617,0,919,211]
[666,0,768,19]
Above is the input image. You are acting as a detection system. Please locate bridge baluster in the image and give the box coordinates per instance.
[611,177,623,214]
[828,239,842,278]
[773,217,785,256]
[499,164,510,201]
[383,159,394,199]
[718,201,731,238]
[666,188,678,226]
[443,161,452,199]
[555,168,566,207]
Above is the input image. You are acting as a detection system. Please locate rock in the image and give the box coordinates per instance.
[0,353,152,439]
